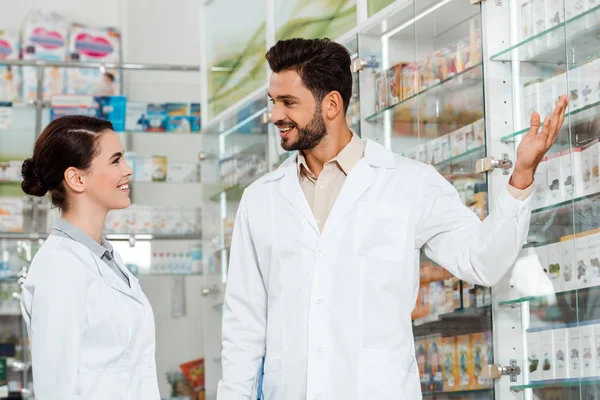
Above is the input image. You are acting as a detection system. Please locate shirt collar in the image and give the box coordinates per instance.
[52,218,112,260]
[297,131,365,179]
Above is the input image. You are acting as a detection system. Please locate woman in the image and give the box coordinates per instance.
[20,115,160,399]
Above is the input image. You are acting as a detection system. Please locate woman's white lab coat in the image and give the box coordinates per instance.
[21,235,160,400]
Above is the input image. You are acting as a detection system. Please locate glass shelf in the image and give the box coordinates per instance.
[412,306,491,337]
[501,100,600,143]
[511,377,600,392]
[422,388,492,398]
[531,191,600,216]
[433,146,485,171]
[0,232,202,241]
[365,63,483,123]
[491,5,600,65]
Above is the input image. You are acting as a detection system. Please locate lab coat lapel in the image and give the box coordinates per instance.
[276,155,320,235]
[91,252,144,305]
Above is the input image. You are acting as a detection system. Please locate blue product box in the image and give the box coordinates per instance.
[49,95,96,121]
[126,102,149,132]
[190,103,201,132]
[95,96,127,132]
[165,103,191,133]
[146,103,167,132]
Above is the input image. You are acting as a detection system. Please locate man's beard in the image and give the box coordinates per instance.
[280,104,327,152]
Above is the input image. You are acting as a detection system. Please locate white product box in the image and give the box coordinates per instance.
[547,242,563,291]
[134,205,153,233]
[440,134,452,162]
[418,143,428,164]
[152,207,167,233]
[0,215,23,232]
[552,73,568,114]
[538,77,556,119]
[0,29,21,102]
[181,207,201,234]
[575,233,591,289]
[561,238,576,291]
[472,119,485,150]
[546,152,563,204]
[534,244,549,280]
[571,148,585,198]
[587,0,600,29]
[568,325,582,378]
[523,79,542,129]
[566,0,588,35]
[553,326,569,379]
[122,208,135,233]
[134,157,153,182]
[431,138,442,165]
[0,198,23,216]
[527,330,543,381]
[561,149,575,199]
[164,207,183,234]
[594,322,600,377]
[533,0,547,35]
[545,0,565,49]
[105,209,124,233]
[581,59,600,107]
[126,102,148,132]
[533,157,549,209]
[167,163,198,183]
[540,328,555,380]
[582,140,599,195]
[567,66,583,112]
[580,322,596,378]
[521,0,535,40]
[588,232,600,286]
[452,126,469,157]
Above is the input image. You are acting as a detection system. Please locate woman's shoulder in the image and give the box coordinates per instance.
[29,235,97,280]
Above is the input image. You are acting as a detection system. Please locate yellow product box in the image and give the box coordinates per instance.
[456,334,473,390]
[151,155,168,182]
[471,332,489,389]
[412,283,430,320]
[441,336,458,392]
[415,337,429,391]
[427,334,444,392]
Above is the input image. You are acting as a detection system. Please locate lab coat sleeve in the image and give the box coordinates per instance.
[415,165,532,287]
[21,250,88,400]
[217,195,267,400]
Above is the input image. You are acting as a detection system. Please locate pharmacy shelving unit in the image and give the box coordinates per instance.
[0,58,206,398]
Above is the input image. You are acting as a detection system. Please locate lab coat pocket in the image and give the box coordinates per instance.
[261,357,283,400]
[354,202,410,262]
[359,350,420,399]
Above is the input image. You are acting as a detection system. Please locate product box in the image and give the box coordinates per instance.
[587,231,600,287]
[190,103,201,132]
[546,242,562,291]
[571,148,585,198]
[545,0,565,49]
[181,206,201,234]
[587,0,600,28]
[134,205,153,233]
[374,72,387,112]
[427,335,444,392]
[456,334,473,390]
[462,281,476,309]
[167,163,198,183]
[126,102,149,132]
[581,58,600,107]
[66,25,121,95]
[415,337,429,392]
[594,322,600,377]
[560,149,575,199]
[468,19,483,66]
[546,152,563,204]
[0,197,23,216]
[455,38,471,74]
[527,329,542,381]
[22,11,69,101]
[418,143,429,164]
[134,157,152,182]
[533,157,548,209]
[441,336,458,392]
[471,119,485,150]
[151,156,168,182]
[163,207,183,234]
[412,284,430,320]
[568,65,583,112]
[429,280,446,318]
[554,325,569,379]
[560,236,576,291]
[568,324,582,378]
[418,57,433,91]
[440,134,452,163]
[582,140,599,195]
[539,77,556,119]
[165,103,191,133]
[521,0,535,41]
[470,332,488,389]
[533,0,548,35]
[152,206,167,233]
[444,277,461,313]
[146,103,167,132]
[95,96,126,132]
[540,328,555,380]
[452,125,470,157]
[580,322,596,378]
[574,232,591,289]
[402,63,419,98]
[523,79,542,130]
[387,64,402,106]
[49,95,97,120]
[552,73,568,114]
[0,29,21,102]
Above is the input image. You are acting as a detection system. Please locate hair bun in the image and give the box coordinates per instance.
[21,158,48,197]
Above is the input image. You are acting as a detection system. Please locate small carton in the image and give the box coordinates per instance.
[452,125,471,157]
[134,205,154,234]
[546,152,563,204]
[533,157,548,209]
[538,77,556,119]
[523,79,542,130]
[561,149,575,200]
[572,148,585,198]
[527,329,542,381]
[456,334,473,390]
[568,324,582,378]
[415,337,429,392]
[587,231,600,286]
[574,231,591,289]
[387,64,402,106]
[146,103,167,132]
[471,119,485,150]
[565,0,589,36]
[593,321,600,377]
[165,103,191,133]
[581,140,598,196]
[580,321,596,378]
[567,65,583,112]
[151,156,168,182]
[554,325,569,379]
[546,242,563,291]
[190,103,201,132]
[374,72,387,112]
[521,0,535,41]
[441,336,458,392]
[559,236,576,291]
[471,332,488,389]
[95,96,127,132]
[540,328,555,380]
[402,63,419,98]
[545,0,566,49]
[126,102,149,132]
[427,335,444,392]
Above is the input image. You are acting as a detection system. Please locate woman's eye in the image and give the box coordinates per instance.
[113,158,120,164]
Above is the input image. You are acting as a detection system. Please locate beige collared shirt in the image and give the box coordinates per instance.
[298,134,533,231]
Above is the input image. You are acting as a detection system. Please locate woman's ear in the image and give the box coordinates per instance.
[64,167,86,193]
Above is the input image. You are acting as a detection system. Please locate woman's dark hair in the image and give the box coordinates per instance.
[21,115,113,210]
[265,38,353,113]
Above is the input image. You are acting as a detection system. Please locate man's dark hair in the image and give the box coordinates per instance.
[266,38,352,114]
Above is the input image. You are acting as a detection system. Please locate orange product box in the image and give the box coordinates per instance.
[402,62,419,98]
[412,283,430,320]
[441,336,458,392]
[456,334,473,390]
[179,358,205,391]
[386,63,403,106]
[427,334,444,392]
[470,332,489,389]
[415,336,429,391]
[444,277,461,313]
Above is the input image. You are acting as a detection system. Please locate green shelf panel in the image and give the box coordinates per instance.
[511,377,600,391]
